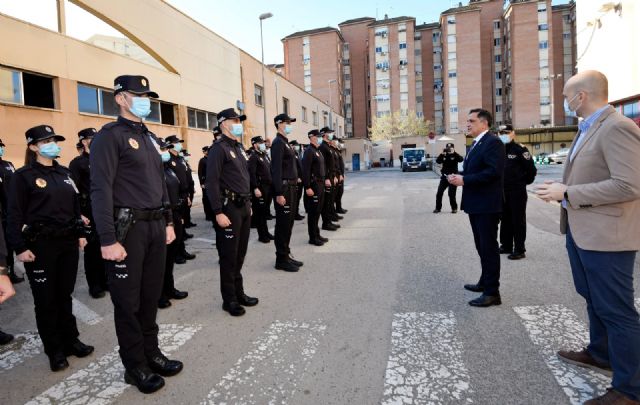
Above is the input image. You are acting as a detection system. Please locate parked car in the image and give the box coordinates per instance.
[402,148,428,172]
[547,148,570,164]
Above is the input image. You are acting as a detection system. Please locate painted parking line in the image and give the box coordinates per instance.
[202,320,326,405]
[27,323,202,405]
[381,312,474,405]
[514,305,609,405]
[72,297,103,326]
[0,332,42,374]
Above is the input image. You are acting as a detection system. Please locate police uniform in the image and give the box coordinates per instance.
[199,145,213,221]
[205,108,258,316]
[0,138,22,284]
[69,128,108,298]
[302,130,326,245]
[271,113,303,271]
[435,142,464,213]
[332,141,347,214]
[499,126,537,259]
[7,125,94,372]
[90,75,181,393]
[248,136,273,243]
[319,127,340,230]
[0,218,12,345]
[289,140,305,221]
[181,149,196,228]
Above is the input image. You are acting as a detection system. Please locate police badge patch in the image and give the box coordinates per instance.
[128,138,139,149]
[523,152,531,160]
[230,151,237,159]
[35,178,47,188]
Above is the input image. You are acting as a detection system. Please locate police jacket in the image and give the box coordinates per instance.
[7,160,81,254]
[270,133,298,196]
[504,141,537,190]
[0,158,16,219]
[302,144,325,189]
[164,164,181,209]
[169,153,190,197]
[197,156,207,188]
[205,135,250,215]
[319,142,335,180]
[248,149,272,191]
[185,160,195,198]
[335,149,345,176]
[90,116,170,247]
[436,152,464,177]
[69,151,92,217]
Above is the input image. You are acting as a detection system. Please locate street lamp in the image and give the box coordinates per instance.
[259,12,273,137]
[328,79,337,129]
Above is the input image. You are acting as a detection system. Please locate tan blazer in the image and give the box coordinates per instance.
[560,105,640,251]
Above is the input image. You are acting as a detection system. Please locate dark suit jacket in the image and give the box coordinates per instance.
[461,133,505,214]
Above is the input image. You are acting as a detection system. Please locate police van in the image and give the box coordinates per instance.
[401,147,428,172]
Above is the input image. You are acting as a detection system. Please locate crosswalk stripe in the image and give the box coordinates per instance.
[72,297,103,326]
[381,312,474,405]
[514,305,609,405]
[26,323,201,405]
[0,332,42,374]
[202,320,326,404]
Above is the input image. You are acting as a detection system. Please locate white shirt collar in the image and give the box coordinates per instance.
[473,130,488,144]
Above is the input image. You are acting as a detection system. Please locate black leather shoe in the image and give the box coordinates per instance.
[464,284,484,293]
[268,233,275,240]
[258,237,271,243]
[309,239,325,246]
[321,224,338,231]
[508,252,526,260]
[295,214,305,220]
[49,352,69,372]
[158,298,172,309]
[64,339,94,358]
[318,236,329,242]
[275,261,299,272]
[469,294,502,307]
[332,215,344,221]
[452,209,458,214]
[125,367,165,393]
[238,294,259,307]
[499,246,512,254]
[174,256,187,265]
[433,209,441,213]
[0,330,14,345]
[337,209,348,214]
[148,354,183,377]
[170,289,188,300]
[222,301,246,316]
[184,232,194,239]
[182,251,196,260]
[288,256,303,267]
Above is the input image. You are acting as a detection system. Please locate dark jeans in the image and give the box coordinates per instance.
[106,219,166,370]
[435,177,458,211]
[274,184,296,259]
[304,183,325,241]
[468,213,501,296]
[566,226,640,400]
[24,238,79,356]
[500,188,528,253]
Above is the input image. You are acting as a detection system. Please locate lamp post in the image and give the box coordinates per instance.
[328,79,337,129]
[259,12,273,137]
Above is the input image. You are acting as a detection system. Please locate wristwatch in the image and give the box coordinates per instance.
[0,266,8,276]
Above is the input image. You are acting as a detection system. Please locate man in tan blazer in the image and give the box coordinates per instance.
[537,70,640,405]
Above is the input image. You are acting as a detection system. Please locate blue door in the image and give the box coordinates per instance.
[352,153,360,171]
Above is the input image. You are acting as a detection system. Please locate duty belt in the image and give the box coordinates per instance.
[223,190,251,203]
[130,208,166,221]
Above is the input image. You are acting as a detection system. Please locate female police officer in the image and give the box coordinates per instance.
[7,125,93,372]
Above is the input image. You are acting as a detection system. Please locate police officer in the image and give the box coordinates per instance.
[434,143,464,213]
[199,145,213,222]
[328,139,343,222]
[289,140,305,221]
[75,141,84,156]
[90,75,181,394]
[248,136,274,243]
[333,139,348,215]
[302,130,328,246]
[0,138,22,284]
[0,219,16,345]
[157,139,188,309]
[180,149,197,229]
[271,113,304,272]
[165,135,196,264]
[264,137,275,220]
[205,108,258,316]
[498,124,537,260]
[69,128,108,299]
[319,127,340,231]
[7,125,93,372]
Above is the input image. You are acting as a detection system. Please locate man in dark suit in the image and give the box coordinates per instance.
[448,108,505,307]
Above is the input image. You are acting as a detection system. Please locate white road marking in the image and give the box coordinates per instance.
[0,332,42,374]
[27,323,202,405]
[72,297,103,326]
[202,320,326,405]
[514,305,609,405]
[381,312,474,405]
[194,237,216,244]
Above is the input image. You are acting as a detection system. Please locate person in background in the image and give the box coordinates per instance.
[434,143,463,214]
[0,138,22,284]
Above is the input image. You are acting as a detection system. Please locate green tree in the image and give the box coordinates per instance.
[369,111,431,141]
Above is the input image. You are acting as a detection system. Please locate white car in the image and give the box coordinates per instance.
[547,148,570,164]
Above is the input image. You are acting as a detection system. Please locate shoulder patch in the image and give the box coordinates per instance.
[523,151,531,160]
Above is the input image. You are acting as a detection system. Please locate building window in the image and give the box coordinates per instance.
[399,43,407,49]
[302,106,308,122]
[312,111,318,125]
[323,115,328,126]
[540,97,551,106]
[496,72,502,80]
[494,38,501,46]
[303,57,311,65]
[0,67,21,104]
[399,59,408,67]
[344,89,351,96]
[496,88,502,96]
[563,32,571,39]
[416,96,424,103]
[344,74,351,81]
[448,70,457,78]
[434,64,442,70]
[282,97,289,115]
[448,52,457,60]
[343,43,350,52]
[254,84,263,106]
[447,35,456,44]
[187,108,215,130]
[538,24,549,31]
[623,102,639,118]
[539,41,548,49]
[0,67,55,108]
[450,105,458,113]
[495,104,502,113]
[343,59,350,65]
[495,55,501,63]
[78,84,117,117]
[415,49,421,56]
[538,3,547,12]
[447,16,456,25]
[432,32,441,42]
[375,46,383,53]
[398,24,407,33]
[305,85,312,93]
[493,21,500,29]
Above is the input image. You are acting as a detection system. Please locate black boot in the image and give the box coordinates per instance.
[124,366,165,394]
[48,352,69,372]
[0,330,14,345]
[63,339,94,358]
[147,354,183,377]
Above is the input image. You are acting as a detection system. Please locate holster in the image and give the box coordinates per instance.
[114,208,134,243]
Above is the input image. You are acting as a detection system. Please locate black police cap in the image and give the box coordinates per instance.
[78,128,97,140]
[499,123,514,133]
[251,136,265,145]
[156,138,174,150]
[274,113,296,125]
[165,135,184,144]
[319,126,334,135]
[217,108,246,124]
[113,75,158,98]
[446,143,455,148]
[289,140,300,146]
[212,126,222,135]
[308,129,321,137]
[25,125,65,145]
[202,145,210,152]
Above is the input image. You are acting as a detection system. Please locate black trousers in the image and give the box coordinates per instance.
[24,238,79,356]
[274,184,297,259]
[162,210,183,299]
[500,188,528,253]
[304,183,325,241]
[106,219,166,370]
[435,177,458,211]
[2,219,14,273]
[321,182,335,225]
[296,183,304,215]
[202,189,213,221]
[178,198,189,254]
[469,213,501,296]
[84,226,108,293]
[335,180,345,211]
[252,185,271,240]
[213,199,251,304]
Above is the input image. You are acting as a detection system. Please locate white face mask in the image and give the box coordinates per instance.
[564,92,581,118]
[499,135,511,144]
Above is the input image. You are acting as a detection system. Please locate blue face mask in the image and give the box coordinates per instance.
[564,93,580,118]
[327,134,334,141]
[284,125,293,135]
[161,151,171,162]
[258,143,267,152]
[499,135,511,144]
[0,147,4,157]
[231,123,244,137]
[317,138,323,145]
[173,143,183,153]
[127,96,151,119]
[38,142,61,159]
